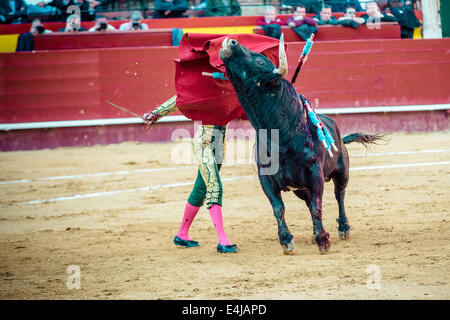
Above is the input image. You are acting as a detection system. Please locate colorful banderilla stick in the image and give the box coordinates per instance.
[291,34,314,85]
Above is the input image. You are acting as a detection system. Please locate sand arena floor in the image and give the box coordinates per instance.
[0,131,449,299]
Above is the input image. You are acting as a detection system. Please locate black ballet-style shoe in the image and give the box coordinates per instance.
[217,243,238,253]
[173,236,200,248]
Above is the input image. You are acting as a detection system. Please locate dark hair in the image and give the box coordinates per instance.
[322,4,332,10]
[292,5,306,12]
[346,5,356,11]
[36,25,45,34]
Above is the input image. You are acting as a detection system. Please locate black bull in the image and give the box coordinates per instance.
[219,36,383,254]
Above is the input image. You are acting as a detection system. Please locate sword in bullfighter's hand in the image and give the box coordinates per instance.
[105,100,155,131]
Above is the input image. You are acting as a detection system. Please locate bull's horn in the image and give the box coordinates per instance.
[222,37,229,50]
[273,33,288,77]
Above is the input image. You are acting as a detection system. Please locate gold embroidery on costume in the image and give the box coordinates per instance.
[152,95,178,119]
[151,95,227,207]
[192,125,226,206]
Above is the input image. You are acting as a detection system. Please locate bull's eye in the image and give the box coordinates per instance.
[230,39,238,45]
[256,58,265,65]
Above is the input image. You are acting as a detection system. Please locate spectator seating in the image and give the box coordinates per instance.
[254,23,401,41]
[0,11,423,35]
[0,10,420,52]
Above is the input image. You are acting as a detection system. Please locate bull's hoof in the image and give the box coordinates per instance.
[338,230,351,240]
[315,232,331,254]
[311,235,316,244]
[281,239,295,255]
[337,220,351,240]
[318,241,331,254]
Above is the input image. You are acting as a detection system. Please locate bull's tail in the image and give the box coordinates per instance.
[342,132,387,147]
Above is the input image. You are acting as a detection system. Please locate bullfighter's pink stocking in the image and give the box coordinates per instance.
[209,204,231,246]
[176,202,200,241]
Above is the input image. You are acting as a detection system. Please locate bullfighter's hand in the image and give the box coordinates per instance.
[143,112,158,131]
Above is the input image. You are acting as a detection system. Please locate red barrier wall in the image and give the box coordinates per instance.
[1,46,179,123]
[33,29,174,50]
[1,38,449,125]
[294,38,450,108]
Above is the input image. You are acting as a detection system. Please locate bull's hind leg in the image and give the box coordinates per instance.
[332,174,351,240]
[259,175,295,255]
[331,148,351,240]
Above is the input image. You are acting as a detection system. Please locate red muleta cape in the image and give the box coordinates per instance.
[175,33,286,126]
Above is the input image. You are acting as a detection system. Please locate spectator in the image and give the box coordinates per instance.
[387,0,421,38]
[91,0,107,10]
[25,0,58,17]
[152,0,188,19]
[256,5,284,26]
[54,0,97,21]
[0,0,28,24]
[286,5,317,41]
[16,15,52,52]
[191,0,206,17]
[338,5,364,28]
[324,0,363,13]
[30,17,52,34]
[283,1,322,15]
[204,0,241,17]
[16,32,34,51]
[313,4,339,25]
[286,5,317,27]
[361,1,397,24]
[373,0,389,11]
[88,15,116,31]
[257,6,284,40]
[193,0,206,10]
[120,10,148,30]
[58,12,86,31]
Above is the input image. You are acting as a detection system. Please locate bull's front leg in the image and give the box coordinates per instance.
[308,163,331,254]
[258,175,294,255]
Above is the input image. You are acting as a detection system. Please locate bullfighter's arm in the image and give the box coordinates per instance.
[143,95,178,128]
[150,95,178,120]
